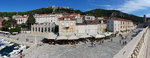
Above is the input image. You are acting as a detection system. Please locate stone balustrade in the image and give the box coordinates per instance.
[113,27,149,58]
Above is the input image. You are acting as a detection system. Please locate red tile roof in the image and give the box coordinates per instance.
[59,16,76,21]
[33,14,56,17]
[100,17,132,23]
[71,13,78,16]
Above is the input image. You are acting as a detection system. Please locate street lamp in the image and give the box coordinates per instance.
[34,34,37,46]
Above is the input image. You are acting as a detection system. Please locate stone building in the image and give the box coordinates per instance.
[31,23,55,34]
[59,16,76,36]
[83,15,95,20]
[12,15,29,24]
[33,14,63,25]
[106,17,134,34]
[0,18,4,28]
[143,15,150,27]
[97,20,107,33]
[76,19,107,36]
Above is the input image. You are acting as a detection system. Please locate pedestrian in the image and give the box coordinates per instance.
[123,41,124,45]
[84,41,86,44]
[93,42,96,47]
[20,53,23,58]
[120,40,121,44]
[102,40,104,43]
[99,40,101,45]
[20,55,22,58]
[131,38,133,40]
[122,37,124,39]
[91,42,93,47]
[26,38,29,42]
[17,38,19,40]
[111,39,113,42]
[125,41,127,45]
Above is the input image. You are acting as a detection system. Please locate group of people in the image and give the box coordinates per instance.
[90,39,105,47]
[120,40,127,45]
[120,34,128,45]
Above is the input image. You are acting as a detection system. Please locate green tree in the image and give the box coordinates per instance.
[2,20,10,27]
[8,27,21,33]
[26,15,35,29]
[7,18,17,26]
[1,19,17,31]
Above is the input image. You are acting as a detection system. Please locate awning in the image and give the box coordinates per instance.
[45,33,57,40]
[56,35,68,40]
[0,31,3,33]
[78,34,91,38]
[4,32,11,34]
[105,32,113,36]
[12,32,18,34]
[94,34,105,38]
[68,35,79,40]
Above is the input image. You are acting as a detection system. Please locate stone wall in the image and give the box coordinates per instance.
[113,27,149,58]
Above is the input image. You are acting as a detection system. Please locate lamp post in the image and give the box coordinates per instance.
[34,34,37,46]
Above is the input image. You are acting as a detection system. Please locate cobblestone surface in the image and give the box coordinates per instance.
[23,29,142,58]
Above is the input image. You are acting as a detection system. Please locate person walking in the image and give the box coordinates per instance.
[91,42,94,47]
[111,38,113,42]
[120,40,121,44]
[102,39,104,44]
[93,42,96,47]
[123,41,124,45]
[131,38,133,40]
[20,53,23,58]
[125,41,127,45]
[99,40,101,45]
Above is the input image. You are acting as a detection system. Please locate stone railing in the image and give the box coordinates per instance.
[113,27,149,58]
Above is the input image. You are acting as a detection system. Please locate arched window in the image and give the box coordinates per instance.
[48,27,50,32]
[45,27,47,32]
[33,27,34,31]
[41,27,43,32]
[39,27,40,32]
[35,27,37,31]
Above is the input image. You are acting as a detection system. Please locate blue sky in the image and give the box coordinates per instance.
[0,0,150,17]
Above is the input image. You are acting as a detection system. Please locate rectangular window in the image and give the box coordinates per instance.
[71,23,73,25]
[70,28,73,32]
[66,23,69,27]
[62,23,64,25]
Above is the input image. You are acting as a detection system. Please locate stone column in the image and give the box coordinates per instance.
[37,26,39,33]
[43,26,45,33]
[50,27,52,33]
[47,27,48,33]
[33,26,34,33]
[40,26,42,33]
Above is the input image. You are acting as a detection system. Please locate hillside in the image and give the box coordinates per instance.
[0,7,82,18]
[0,7,143,23]
[82,9,143,23]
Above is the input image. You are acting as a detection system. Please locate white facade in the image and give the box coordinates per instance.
[83,15,95,20]
[106,18,135,34]
[34,14,63,25]
[70,14,83,23]
[76,24,98,36]
[107,20,121,33]
[12,15,28,24]
[31,23,55,34]
[59,16,76,36]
